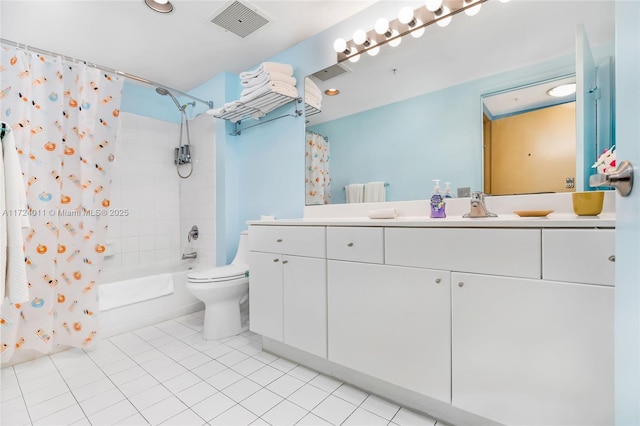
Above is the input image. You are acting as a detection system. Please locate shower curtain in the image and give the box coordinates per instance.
[305,131,331,205]
[0,45,123,360]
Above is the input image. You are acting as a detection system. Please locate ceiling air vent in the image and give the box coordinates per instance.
[210,1,270,38]
[311,63,351,82]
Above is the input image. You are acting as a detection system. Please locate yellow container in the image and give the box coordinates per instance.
[572,191,605,216]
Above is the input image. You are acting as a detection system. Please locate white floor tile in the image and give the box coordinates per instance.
[360,394,401,420]
[129,348,165,364]
[70,377,116,402]
[163,371,202,394]
[248,365,285,386]
[88,399,138,425]
[191,359,228,380]
[261,400,308,426]
[109,365,149,387]
[141,395,189,425]
[224,336,253,349]
[178,352,213,370]
[344,407,389,425]
[206,368,244,390]
[221,378,262,403]
[128,383,173,411]
[77,387,126,416]
[231,357,265,376]
[240,388,283,417]
[1,399,31,426]
[266,374,305,398]
[237,341,263,356]
[309,374,343,393]
[287,365,319,383]
[100,357,138,376]
[287,383,330,411]
[32,403,86,426]
[296,412,333,425]
[135,325,168,341]
[27,392,78,421]
[2,396,27,416]
[160,408,206,425]
[312,395,357,425]
[392,407,438,426]
[1,382,23,402]
[64,367,107,390]
[249,418,271,426]
[270,357,298,373]
[176,381,217,406]
[332,383,369,406]
[191,392,236,422]
[217,349,250,367]
[140,354,176,372]
[22,380,70,407]
[209,404,258,426]
[251,351,279,365]
[118,413,151,425]
[19,371,66,395]
[149,362,188,382]
[204,344,235,359]
[117,374,159,398]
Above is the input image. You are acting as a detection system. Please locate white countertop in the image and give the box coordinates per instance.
[248,212,615,228]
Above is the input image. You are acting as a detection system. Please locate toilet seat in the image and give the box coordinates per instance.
[187,264,249,283]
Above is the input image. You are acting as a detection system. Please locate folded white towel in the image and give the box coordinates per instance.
[364,181,386,203]
[240,73,297,98]
[305,93,322,111]
[239,62,293,80]
[346,184,364,203]
[99,273,174,311]
[368,208,399,219]
[207,100,242,116]
[304,77,322,99]
[241,71,297,88]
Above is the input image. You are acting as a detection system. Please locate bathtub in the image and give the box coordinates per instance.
[98,262,204,338]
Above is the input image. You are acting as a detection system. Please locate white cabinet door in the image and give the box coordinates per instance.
[451,272,614,426]
[328,261,451,402]
[283,255,327,358]
[249,251,283,341]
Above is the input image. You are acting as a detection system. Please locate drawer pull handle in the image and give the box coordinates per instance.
[282,260,289,265]
[276,239,283,243]
[347,242,354,247]
[273,258,280,263]
[609,255,615,262]
[458,282,464,288]
[435,278,441,284]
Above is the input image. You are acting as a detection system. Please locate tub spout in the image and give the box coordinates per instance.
[182,251,197,260]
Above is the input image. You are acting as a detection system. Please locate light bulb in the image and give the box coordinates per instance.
[398,6,414,24]
[374,18,389,35]
[367,40,380,56]
[436,6,452,27]
[348,47,360,63]
[425,0,443,12]
[499,0,511,2]
[411,19,425,38]
[388,29,402,47]
[353,29,367,45]
[333,38,347,53]
[464,0,482,16]
[155,0,169,4]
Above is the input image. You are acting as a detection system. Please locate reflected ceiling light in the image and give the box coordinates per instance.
[426,0,443,12]
[463,0,482,16]
[388,29,402,47]
[144,0,173,13]
[547,83,577,97]
[325,89,340,96]
[375,18,390,35]
[410,19,425,38]
[353,29,368,45]
[348,47,361,63]
[333,38,351,55]
[367,40,380,56]
[499,0,511,2]
[435,6,452,27]
[398,6,415,25]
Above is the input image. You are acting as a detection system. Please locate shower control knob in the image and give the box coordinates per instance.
[347,242,354,247]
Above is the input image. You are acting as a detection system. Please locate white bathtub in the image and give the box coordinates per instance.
[98,262,204,338]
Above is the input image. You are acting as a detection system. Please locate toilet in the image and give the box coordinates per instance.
[186,231,249,340]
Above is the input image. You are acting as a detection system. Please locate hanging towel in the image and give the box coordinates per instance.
[1,129,30,303]
[98,273,174,311]
[345,184,364,203]
[364,181,386,203]
[239,62,294,80]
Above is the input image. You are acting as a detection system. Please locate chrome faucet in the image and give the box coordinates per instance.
[182,251,198,260]
[463,191,497,218]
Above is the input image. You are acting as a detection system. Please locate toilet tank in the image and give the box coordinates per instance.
[231,231,249,266]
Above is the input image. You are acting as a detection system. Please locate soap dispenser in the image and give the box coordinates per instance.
[444,182,454,199]
[430,179,446,218]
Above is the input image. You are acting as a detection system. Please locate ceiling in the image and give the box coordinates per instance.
[0,0,376,92]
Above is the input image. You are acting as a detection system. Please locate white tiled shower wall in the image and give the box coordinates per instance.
[103,112,216,274]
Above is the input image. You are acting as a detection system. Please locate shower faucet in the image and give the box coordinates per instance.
[188,225,199,242]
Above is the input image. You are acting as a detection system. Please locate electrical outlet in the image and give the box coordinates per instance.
[566,177,575,189]
[457,187,471,198]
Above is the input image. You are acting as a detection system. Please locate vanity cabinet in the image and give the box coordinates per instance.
[248,225,327,358]
[451,272,614,426]
[328,260,451,403]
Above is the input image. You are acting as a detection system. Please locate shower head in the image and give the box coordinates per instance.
[156,87,185,111]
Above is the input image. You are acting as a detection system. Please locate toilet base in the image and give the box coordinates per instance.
[202,299,247,341]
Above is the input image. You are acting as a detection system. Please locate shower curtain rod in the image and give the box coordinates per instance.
[1,38,214,109]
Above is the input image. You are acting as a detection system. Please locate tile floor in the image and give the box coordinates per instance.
[1,311,439,426]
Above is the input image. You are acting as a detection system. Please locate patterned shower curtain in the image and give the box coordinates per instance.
[305,131,331,205]
[0,45,123,360]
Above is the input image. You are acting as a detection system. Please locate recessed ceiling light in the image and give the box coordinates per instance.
[325,89,340,96]
[547,83,576,97]
[145,0,173,13]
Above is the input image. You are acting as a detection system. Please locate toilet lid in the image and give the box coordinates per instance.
[187,264,249,282]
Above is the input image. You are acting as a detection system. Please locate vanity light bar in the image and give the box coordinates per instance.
[335,0,490,63]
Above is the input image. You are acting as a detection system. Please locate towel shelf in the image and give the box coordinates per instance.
[208,91,303,136]
[305,103,321,118]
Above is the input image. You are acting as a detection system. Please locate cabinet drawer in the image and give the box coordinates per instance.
[249,225,325,258]
[327,227,384,264]
[542,229,615,286]
[385,228,541,279]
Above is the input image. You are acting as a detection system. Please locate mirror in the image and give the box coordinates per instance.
[304,1,614,205]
